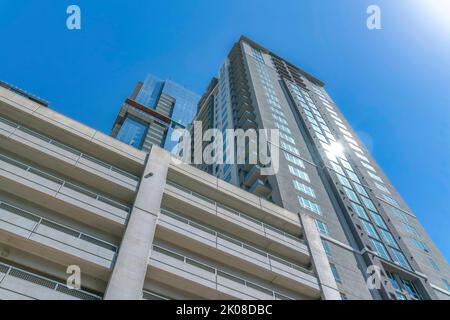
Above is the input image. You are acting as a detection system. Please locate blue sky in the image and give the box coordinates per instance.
[0,0,449,260]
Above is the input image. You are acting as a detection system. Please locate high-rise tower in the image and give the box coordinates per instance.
[192,36,450,300]
[111,74,200,152]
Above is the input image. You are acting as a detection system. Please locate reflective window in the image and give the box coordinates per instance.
[116,116,148,148]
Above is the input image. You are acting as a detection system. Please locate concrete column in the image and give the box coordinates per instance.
[300,212,342,300]
[104,146,170,300]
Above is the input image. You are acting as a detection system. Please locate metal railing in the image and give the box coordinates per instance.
[0,200,118,259]
[151,245,294,300]
[0,115,140,182]
[0,153,131,215]
[160,209,313,275]
[0,261,101,300]
[165,180,304,247]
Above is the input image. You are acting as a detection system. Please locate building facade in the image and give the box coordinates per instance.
[0,83,338,300]
[111,74,200,153]
[191,36,450,300]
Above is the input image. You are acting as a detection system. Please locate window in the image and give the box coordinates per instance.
[392,249,411,270]
[279,132,295,144]
[429,258,440,271]
[322,240,331,256]
[116,116,149,148]
[370,239,390,260]
[293,180,316,198]
[299,196,321,215]
[284,152,305,168]
[330,264,341,283]
[387,272,401,291]
[330,162,345,175]
[361,220,379,239]
[316,220,330,235]
[383,194,400,207]
[374,182,390,194]
[361,161,376,172]
[274,121,291,134]
[346,170,361,184]
[367,171,383,183]
[340,159,353,171]
[381,230,399,249]
[443,279,450,291]
[401,279,421,300]
[288,165,310,182]
[392,208,409,222]
[402,223,419,236]
[361,196,377,212]
[337,174,352,189]
[412,238,429,252]
[281,142,300,156]
[353,183,368,197]
[370,212,387,229]
[352,202,369,220]
[344,187,360,204]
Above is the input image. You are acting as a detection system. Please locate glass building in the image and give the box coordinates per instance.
[111,74,200,153]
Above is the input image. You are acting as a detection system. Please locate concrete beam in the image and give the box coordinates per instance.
[104,146,170,300]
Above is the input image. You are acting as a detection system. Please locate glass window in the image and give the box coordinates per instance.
[370,212,388,229]
[344,187,360,204]
[352,202,369,220]
[429,258,440,271]
[337,174,352,189]
[281,142,300,156]
[392,249,411,270]
[316,220,330,235]
[412,238,428,252]
[383,194,400,207]
[293,180,316,198]
[361,196,377,212]
[401,279,421,300]
[381,230,399,249]
[443,279,450,291]
[116,116,149,148]
[374,182,391,195]
[299,196,321,215]
[330,264,341,283]
[284,152,305,168]
[402,223,419,236]
[392,208,409,222]
[346,170,361,184]
[370,239,390,260]
[331,162,345,176]
[386,271,401,291]
[361,219,379,239]
[368,171,383,183]
[353,183,368,197]
[289,165,310,182]
[322,240,331,256]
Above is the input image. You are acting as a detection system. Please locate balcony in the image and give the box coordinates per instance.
[239,118,258,131]
[0,261,101,300]
[163,181,308,263]
[248,179,271,197]
[148,245,302,300]
[0,200,117,269]
[237,111,256,127]
[0,115,139,199]
[156,209,318,295]
[0,153,131,233]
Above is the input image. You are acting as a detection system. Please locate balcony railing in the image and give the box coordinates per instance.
[159,209,313,277]
[0,153,131,220]
[150,245,295,300]
[0,261,101,300]
[0,115,140,184]
[165,180,304,248]
[0,200,117,266]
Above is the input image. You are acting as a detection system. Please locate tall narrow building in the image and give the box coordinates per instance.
[111,74,200,152]
[192,36,450,300]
